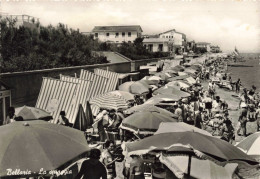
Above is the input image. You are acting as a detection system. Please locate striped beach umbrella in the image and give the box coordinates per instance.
[90,93,130,111]
[236,132,260,157]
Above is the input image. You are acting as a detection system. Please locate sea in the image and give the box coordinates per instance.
[227,53,260,92]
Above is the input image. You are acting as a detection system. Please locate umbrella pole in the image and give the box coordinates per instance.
[187,154,192,178]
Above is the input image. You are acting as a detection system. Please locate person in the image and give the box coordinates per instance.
[220,119,235,143]
[203,94,212,117]
[256,103,260,131]
[146,88,153,100]
[101,140,118,179]
[92,110,109,142]
[58,111,71,126]
[235,78,241,93]
[174,102,183,122]
[201,110,210,130]
[150,159,166,179]
[14,116,24,121]
[237,103,248,136]
[129,155,145,179]
[194,107,203,129]
[208,80,215,98]
[75,148,107,179]
[247,104,256,122]
[4,107,16,125]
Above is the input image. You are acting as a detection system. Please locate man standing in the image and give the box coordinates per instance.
[75,148,107,179]
[237,103,248,137]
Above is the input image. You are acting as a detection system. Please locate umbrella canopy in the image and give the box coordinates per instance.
[120,111,177,134]
[153,86,190,97]
[171,65,185,72]
[148,76,162,81]
[184,68,197,74]
[155,122,212,136]
[168,75,191,82]
[145,94,182,104]
[0,120,90,177]
[119,81,150,94]
[15,105,52,121]
[124,104,177,118]
[166,81,191,89]
[140,79,159,86]
[154,72,171,81]
[124,132,258,165]
[163,69,178,75]
[159,154,238,179]
[90,92,129,110]
[109,90,135,101]
[236,132,260,156]
[178,72,188,76]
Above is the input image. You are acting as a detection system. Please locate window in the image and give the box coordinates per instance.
[122,32,125,37]
[95,33,98,38]
[166,36,168,38]
[128,32,131,37]
[106,33,109,37]
[148,44,153,52]
[116,32,119,38]
[158,44,163,52]
[162,35,165,38]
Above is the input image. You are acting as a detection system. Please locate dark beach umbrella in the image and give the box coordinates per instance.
[0,120,90,178]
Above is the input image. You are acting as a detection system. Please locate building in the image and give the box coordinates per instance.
[0,14,39,30]
[210,45,221,53]
[158,29,186,54]
[143,38,169,52]
[187,40,196,52]
[195,42,211,52]
[92,25,143,43]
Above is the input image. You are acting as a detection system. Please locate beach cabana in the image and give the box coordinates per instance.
[94,68,119,92]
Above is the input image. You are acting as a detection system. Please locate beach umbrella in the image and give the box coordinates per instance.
[119,81,150,94]
[153,86,190,97]
[166,81,191,89]
[108,90,135,101]
[171,65,185,72]
[163,69,178,75]
[90,92,129,110]
[145,94,183,104]
[120,111,177,134]
[15,105,52,121]
[124,132,258,165]
[140,79,159,86]
[184,68,197,74]
[124,104,177,118]
[159,154,238,179]
[154,72,171,81]
[0,120,90,177]
[236,132,260,158]
[155,122,212,136]
[148,76,162,81]
[178,72,188,76]
[167,75,191,82]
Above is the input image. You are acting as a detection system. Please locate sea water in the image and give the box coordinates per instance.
[228,54,260,92]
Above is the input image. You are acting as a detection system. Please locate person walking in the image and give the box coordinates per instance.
[237,103,248,137]
[75,148,107,179]
[235,78,242,93]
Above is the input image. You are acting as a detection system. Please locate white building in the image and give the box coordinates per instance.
[196,42,211,52]
[92,25,143,43]
[143,38,169,52]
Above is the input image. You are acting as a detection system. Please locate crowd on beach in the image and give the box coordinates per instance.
[3,55,260,179]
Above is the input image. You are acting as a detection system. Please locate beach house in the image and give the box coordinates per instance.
[195,42,211,52]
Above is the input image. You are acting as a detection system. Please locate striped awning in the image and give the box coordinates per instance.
[90,93,129,112]
[80,69,109,99]
[60,75,93,124]
[94,68,119,92]
[36,78,78,123]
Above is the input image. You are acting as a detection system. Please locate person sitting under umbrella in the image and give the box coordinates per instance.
[101,140,118,179]
[75,148,107,179]
[58,111,72,127]
[3,107,16,125]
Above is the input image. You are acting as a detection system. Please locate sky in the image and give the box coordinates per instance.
[1,0,260,53]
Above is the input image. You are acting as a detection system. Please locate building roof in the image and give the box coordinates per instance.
[196,42,211,45]
[92,25,143,32]
[159,29,176,35]
[143,38,169,43]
